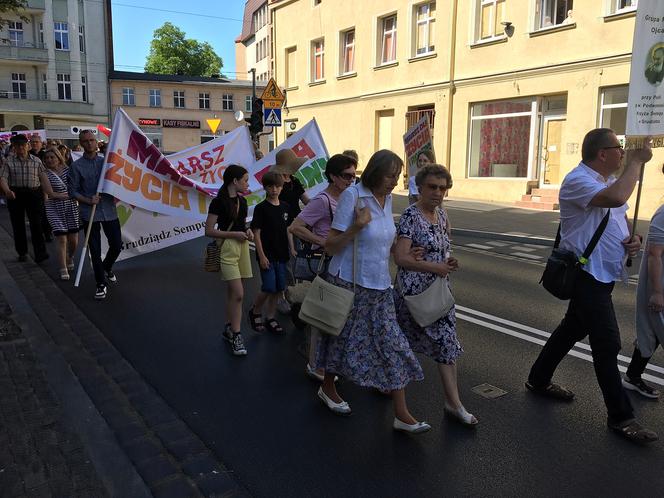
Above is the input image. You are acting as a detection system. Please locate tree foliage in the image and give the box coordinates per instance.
[144,22,223,77]
[0,0,29,29]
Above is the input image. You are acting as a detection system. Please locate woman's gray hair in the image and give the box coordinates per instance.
[415,164,453,188]
[360,150,403,190]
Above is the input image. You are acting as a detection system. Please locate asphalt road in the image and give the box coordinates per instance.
[38,229,664,497]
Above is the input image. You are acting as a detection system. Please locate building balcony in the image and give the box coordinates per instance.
[0,41,48,65]
[25,0,45,12]
[0,92,95,117]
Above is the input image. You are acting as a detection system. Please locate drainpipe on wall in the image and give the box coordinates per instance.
[445,0,459,168]
[104,0,114,126]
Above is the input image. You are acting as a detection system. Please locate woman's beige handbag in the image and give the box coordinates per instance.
[402,276,454,328]
[298,235,358,336]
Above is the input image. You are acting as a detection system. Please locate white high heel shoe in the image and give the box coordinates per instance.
[393,418,431,434]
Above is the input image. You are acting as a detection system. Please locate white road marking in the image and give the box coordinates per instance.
[511,252,543,260]
[456,306,664,385]
[486,241,510,247]
[510,245,537,252]
[465,243,493,250]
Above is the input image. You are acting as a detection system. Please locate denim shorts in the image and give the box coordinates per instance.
[260,260,288,293]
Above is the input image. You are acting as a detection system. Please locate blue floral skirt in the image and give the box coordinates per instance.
[315,276,424,391]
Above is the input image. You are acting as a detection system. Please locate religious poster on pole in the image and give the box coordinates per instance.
[403,115,435,183]
[626,0,664,148]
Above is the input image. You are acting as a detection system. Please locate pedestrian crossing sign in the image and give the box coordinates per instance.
[263,108,282,127]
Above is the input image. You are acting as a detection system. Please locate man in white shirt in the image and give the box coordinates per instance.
[527,128,658,444]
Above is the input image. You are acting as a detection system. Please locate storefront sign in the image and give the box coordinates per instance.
[138,118,161,126]
[626,0,664,148]
[162,119,200,129]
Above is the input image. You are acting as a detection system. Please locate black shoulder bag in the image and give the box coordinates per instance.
[293,193,334,281]
[540,209,610,300]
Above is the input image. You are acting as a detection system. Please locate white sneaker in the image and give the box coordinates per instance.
[94,284,107,300]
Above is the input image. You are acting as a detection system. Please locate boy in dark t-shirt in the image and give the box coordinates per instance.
[248,172,295,334]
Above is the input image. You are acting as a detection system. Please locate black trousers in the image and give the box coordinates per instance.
[85,219,122,286]
[529,270,633,424]
[7,189,47,258]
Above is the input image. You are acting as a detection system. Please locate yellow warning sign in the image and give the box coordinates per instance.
[261,78,285,106]
[206,118,221,134]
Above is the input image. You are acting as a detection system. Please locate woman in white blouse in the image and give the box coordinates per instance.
[315,150,429,434]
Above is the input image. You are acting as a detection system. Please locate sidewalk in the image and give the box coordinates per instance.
[0,211,248,498]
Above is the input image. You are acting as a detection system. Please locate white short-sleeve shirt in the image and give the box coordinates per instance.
[559,162,629,283]
[328,183,396,290]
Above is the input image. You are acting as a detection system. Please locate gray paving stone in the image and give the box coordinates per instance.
[135,455,179,485]
[152,476,201,498]
[164,438,208,461]
[196,472,241,497]
[124,437,163,464]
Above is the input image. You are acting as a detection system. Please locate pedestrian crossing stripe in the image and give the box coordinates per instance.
[263,108,282,126]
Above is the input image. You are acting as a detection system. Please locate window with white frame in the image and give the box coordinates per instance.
[311,39,325,82]
[414,2,436,56]
[57,73,71,100]
[11,73,26,99]
[81,76,87,102]
[9,21,23,46]
[468,98,535,178]
[54,22,69,50]
[199,92,210,109]
[122,87,135,106]
[379,15,397,65]
[477,0,505,41]
[149,89,161,107]
[285,46,297,87]
[174,90,185,108]
[534,0,573,30]
[340,29,355,75]
[222,94,234,111]
[42,74,47,98]
[599,86,628,137]
[609,0,637,14]
[245,95,252,112]
[252,2,268,32]
[79,25,85,52]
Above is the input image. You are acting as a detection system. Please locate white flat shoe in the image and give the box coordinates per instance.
[317,387,351,415]
[444,404,478,426]
[306,364,338,383]
[393,418,431,434]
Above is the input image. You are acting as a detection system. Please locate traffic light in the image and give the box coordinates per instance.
[245,98,264,136]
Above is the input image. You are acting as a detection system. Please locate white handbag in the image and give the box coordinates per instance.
[402,276,454,328]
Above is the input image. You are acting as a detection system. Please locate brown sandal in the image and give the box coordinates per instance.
[608,420,658,444]
[247,307,265,332]
[525,381,575,401]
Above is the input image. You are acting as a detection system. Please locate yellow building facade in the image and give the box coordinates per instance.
[271,0,664,217]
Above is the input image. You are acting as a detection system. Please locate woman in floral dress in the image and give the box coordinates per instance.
[316,150,429,434]
[394,164,478,426]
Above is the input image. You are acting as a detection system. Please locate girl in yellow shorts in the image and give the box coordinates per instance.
[205,165,254,356]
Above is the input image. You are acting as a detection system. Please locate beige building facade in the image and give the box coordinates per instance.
[109,71,266,154]
[270,0,664,217]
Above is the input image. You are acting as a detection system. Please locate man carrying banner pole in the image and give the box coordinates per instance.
[69,130,122,299]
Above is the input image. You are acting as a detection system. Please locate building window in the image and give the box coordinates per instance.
[222,94,234,111]
[609,0,637,14]
[39,23,44,45]
[340,29,355,75]
[149,89,161,107]
[285,46,297,87]
[8,21,23,46]
[42,74,47,98]
[599,86,628,137]
[245,95,252,112]
[174,90,185,108]
[477,0,505,41]
[122,87,135,106]
[57,73,71,101]
[252,2,268,32]
[314,0,322,5]
[380,15,397,65]
[144,132,162,151]
[311,39,324,82]
[199,92,210,109]
[11,73,27,99]
[255,36,269,62]
[79,25,85,53]
[468,99,535,178]
[54,22,69,50]
[414,2,435,56]
[534,0,573,30]
[81,76,87,102]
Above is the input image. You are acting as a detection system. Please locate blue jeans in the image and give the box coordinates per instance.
[260,260,288,293]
